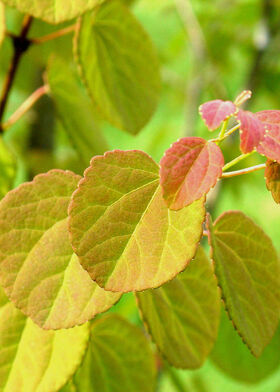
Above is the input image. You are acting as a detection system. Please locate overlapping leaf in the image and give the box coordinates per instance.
[0,170,120,329]
[0,0,101,24]
[74,0,161,134]
[255,110,280,163]
[265,159,280,204]
[61,315,156,392]
[237,109,265,153]
[211,306,280,384]
[0,4,4,48]
[0,286,89,392]
[199,100,236,130]
[137,246,220,369]
[47,56,108,166]
[207,211,280,357]
[69,150,205,292]
[160,137,224,210]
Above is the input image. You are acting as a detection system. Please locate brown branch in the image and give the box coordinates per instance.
[31,24,76,44]
[0,15,33,129]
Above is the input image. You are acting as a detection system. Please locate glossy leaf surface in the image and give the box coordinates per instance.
[0,286,89,392]
[160,137,224,210]
[62,315,156,392]
[137,246,220,369]
[0,170,120,329]
[0,0,101,24]
[211,306,280,384]
[69,150,205,292]
[199,100,236,130]
[48,56,108,165]
[265,159,280,204]
[237,109,265,153]
[207,211,280,357]
[74,1,160,134]
[256,110,280,163]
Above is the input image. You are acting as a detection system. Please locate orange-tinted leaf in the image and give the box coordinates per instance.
[265,159,280,204]
[199,100,236,131]
[0,170,120,330]
[69,150,205,293]
[256,110,280,163]
[234,90,252,106]
[237,109,265,153]
[160,137,224,210]
[207,211,280,357]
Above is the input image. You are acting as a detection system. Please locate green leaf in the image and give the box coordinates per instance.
[47,56,108,166]
[0,170,120,330]
[207,211,280,357]
[137,246,220,369]
[0,4,4,48]
[0,286,89,392]
[211,306,280,384]
[0,138,16,199]
[74,0,161,134]
[62,314,156,392]
[0,0,101,24]
[69,150,205,292]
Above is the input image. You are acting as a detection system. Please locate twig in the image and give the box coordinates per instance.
[31,24,76,44]
[2,85,49,130]
[0,15,33,128]
[222,151,255,172]
[221,163,266,178]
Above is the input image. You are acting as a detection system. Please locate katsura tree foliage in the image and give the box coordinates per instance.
[0,1,280,391]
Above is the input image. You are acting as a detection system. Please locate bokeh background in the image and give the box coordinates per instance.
[1,1,280,390]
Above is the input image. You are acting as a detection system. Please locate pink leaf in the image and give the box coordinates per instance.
[199,100,236,131]
[255,110,280,163]
[160,137,224,210]
[237,110,265,153]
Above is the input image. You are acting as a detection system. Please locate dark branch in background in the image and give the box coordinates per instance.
[0,15,33,130]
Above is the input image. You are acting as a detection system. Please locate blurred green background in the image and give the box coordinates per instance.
[1,0,280,391]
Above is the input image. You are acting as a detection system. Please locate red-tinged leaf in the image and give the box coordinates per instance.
[199,100,236,131]
[234,90,252,106]
[160,137,224,210]
[255,110,280,162]
[237,109,265,153]
[265,159,280,204]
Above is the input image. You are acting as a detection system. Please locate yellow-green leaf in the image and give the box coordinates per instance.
[0,170,120,330]
[0,4,4,48]
[137,246,220,369]
[0,0,101,24]
[211,306,280,384]
[207,211,280,357]
[0,286,89,392]
[48,56,108,166]
[69,150,205,292]
[62,314,156,392]
[74,1,161,134]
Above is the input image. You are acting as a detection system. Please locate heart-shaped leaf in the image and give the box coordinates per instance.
[0,286,89,392]
[61,315,156,392]
[137,246,220,369]
[0,170,120,330]
[0,0,101,23]
[207,211,280,357]
[74,0,160,134]
[211,306,280,384]
[237,109,265,153]
[160,137,224,210]
[265,159,280,204]
[69,150,205,292]
[255,110,280,163]
[199,100,236,130]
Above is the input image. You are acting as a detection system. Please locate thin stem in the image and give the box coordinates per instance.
[211,123,240,143]
[218,119,229,141]
[0,15,33,128]
[221,164,266,178]
[222,151,255,172]
[31,24,76,44]
[165,365,190,392]
[2,85,49,130]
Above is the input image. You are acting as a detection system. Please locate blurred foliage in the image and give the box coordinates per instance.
[1,0,280,390]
